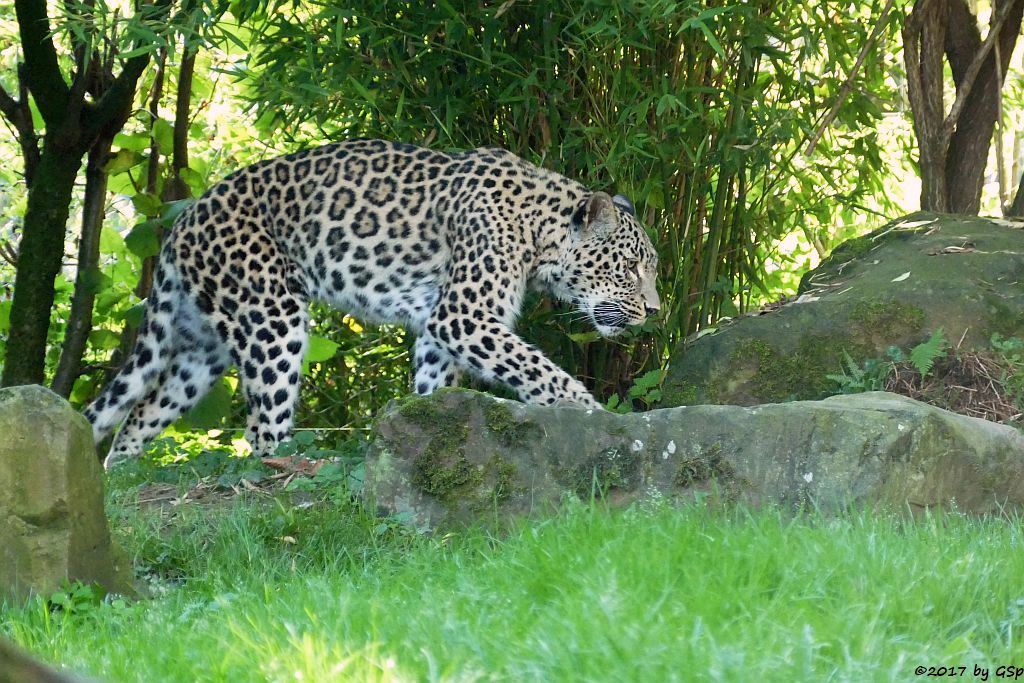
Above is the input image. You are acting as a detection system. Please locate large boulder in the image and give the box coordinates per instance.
[0,386,133,600]
[365,389,1024,530]
[662,213,1024,407]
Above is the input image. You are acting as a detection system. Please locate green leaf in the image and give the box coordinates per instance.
[88,329,122,351]
[645,186,664,210]
[121,302,146,328]
[99,228,127,256]
[132,193,164,218]
[697,23,725,58]
[348,76,376,103]
[293,430,316,446]
[105,149,143,175]
[179,167,207,196]
[113,132,151,152]
[78,267,111,295]
[153,118,174,151]
[305,335,340,364]
[909,328,947,379]
[631,369,665,392]
[568,331,601,344]
[125,222,162,258]
[162,198,194,224]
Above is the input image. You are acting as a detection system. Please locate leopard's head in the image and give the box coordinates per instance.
[553,192,660,337]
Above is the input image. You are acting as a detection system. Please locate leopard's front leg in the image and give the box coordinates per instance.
[426,207,602,408]
[423,315,601,408]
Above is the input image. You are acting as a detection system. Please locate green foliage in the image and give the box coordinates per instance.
[45,582,111,616]
[826,348,901,395]
[909,327,947,379]
[991,333,1024,408]
[237,0,907,396]
[606,368,665,413]
[828,330,950,395]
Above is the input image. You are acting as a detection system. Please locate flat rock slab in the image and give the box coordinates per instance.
[0,386,133,601]
[365,389,1024,530]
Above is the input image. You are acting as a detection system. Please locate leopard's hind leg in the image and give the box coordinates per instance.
[105,341,230,469]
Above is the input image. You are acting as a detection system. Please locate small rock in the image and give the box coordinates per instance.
[0,386,133,601]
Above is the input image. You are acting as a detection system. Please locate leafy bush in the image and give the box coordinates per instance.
[239,0,905,398]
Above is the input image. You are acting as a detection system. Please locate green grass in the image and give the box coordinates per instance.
[3,477,1024,681]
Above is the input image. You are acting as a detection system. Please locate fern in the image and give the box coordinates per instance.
[909,328,947,378]
[827,351,891,394]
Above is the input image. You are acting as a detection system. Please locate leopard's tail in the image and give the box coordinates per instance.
[83,247,181,445]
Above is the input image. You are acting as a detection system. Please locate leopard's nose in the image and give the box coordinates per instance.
[644,304,660,317]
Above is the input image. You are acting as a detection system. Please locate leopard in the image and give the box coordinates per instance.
[85,139,661,469]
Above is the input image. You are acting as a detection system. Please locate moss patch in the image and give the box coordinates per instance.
[484,402,538,447]
[571,446,642,499]
[410,421,476,500]
[391,392,532,515]
[659,381,699,407]
[395,392,481,502]
[829,235,875,262]
[396,388,465,428]
[674,444,734,487]
[716,336,837,403]
[849,298,925,345]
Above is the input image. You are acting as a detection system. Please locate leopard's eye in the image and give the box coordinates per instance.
[629,260,641,279]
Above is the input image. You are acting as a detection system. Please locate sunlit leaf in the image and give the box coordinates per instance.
[125,222,162,258]
[305,335,340,364]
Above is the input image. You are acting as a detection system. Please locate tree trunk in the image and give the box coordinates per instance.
[51,134,114,397]
[2,138,83,386]
[944,0,1024,214]
[1007,160,1024,216]
[1,0,169,389]
[165,45,196,202]
[903,0,1024,214]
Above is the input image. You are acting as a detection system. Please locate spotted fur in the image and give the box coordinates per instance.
[85,140,660,468]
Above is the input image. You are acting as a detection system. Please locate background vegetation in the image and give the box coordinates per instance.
[0,0,1020,433]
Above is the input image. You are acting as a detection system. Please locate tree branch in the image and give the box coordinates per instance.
[0,67,41,186]
[13,0,71,125]
[805,0,896,156]
[84,0,173,140]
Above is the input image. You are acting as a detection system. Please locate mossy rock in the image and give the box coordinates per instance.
[365,389,1024,531]
[663,213,1024,406]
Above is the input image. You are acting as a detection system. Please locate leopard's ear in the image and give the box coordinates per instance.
[612,194,635,216]
[574,192,617,239]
